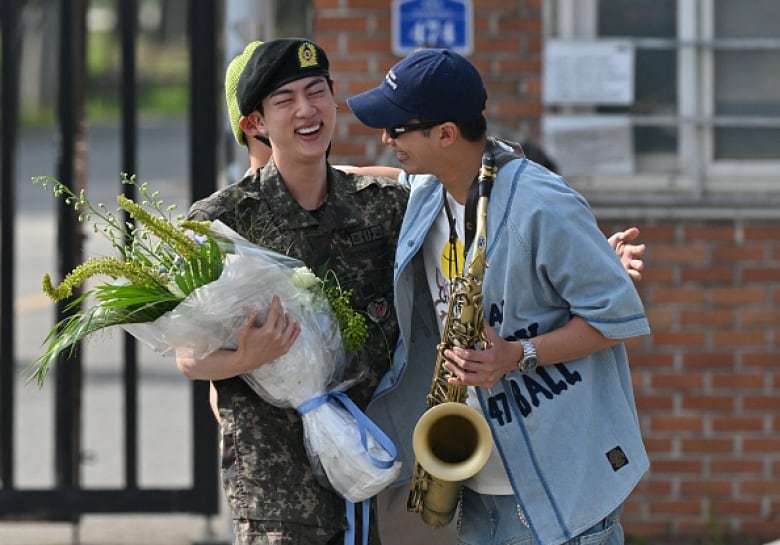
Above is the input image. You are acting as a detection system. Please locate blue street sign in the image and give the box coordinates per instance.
[392,0,473,56]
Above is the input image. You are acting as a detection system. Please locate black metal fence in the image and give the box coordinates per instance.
[0,0,222,523]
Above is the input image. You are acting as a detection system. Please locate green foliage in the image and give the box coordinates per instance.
[320,270,368,354]
[28,174,368,388]
[28,174,223,387]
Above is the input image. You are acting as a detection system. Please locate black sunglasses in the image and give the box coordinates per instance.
[385,120,442,139]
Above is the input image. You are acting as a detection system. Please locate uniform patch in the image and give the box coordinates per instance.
[366,297,389,323]
[350,225,384,246]
[606,446,629,471]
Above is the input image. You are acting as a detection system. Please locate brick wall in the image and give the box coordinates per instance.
[310,2,780,543]
[314,0,543,167]
[602,219,780,544]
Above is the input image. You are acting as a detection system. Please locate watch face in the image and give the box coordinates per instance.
[521,356,538,372]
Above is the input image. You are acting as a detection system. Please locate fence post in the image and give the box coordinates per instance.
[54,0,88,524]
[188,1,223,539]
[0,0,20,495]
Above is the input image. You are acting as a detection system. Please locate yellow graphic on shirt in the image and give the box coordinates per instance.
[440,238,465,280]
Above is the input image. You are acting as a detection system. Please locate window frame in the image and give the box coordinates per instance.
[543,0,780,203]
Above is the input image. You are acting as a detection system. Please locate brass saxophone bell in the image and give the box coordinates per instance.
[411,401,493,527]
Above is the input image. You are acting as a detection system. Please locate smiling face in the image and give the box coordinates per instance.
[257,75,337,164]
[381,118,443,175]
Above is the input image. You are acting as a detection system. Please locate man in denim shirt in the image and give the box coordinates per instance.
[348,49,651,545]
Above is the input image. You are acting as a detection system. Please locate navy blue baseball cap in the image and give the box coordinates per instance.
[347,48,487,129]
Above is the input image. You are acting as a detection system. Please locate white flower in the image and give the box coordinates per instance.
[290,266,319,290]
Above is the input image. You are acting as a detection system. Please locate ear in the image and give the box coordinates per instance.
[239,112,267,138]
[437,122,458,149]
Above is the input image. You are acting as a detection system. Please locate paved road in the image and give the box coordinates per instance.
[3,119,234,545]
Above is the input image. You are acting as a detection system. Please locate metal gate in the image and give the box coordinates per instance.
[1,0,222,527]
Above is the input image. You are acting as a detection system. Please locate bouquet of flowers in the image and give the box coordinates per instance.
[30,174,401,503]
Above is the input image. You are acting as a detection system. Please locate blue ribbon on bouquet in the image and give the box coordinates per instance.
[297,390,398,545]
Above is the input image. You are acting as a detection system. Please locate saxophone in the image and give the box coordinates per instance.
[407,151,498,528]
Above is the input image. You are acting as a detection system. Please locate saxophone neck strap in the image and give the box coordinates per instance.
[444,137,525,260]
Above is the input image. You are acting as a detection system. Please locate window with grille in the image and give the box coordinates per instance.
[543,0,780,202]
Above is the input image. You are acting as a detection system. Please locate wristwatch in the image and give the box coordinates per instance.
[517,339,538,372]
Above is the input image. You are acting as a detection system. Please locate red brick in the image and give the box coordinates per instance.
[680,266,735,283]
[743,396,780,411]
[744,225,780,240]
[712,287,767,305]
[622,521,670,537]
[741,480,780,495]
[740,309,780,326]
[712,330,766,346]
[680,438,735,453]
[676,521,723,537]
[475,36,524,52]
[742,437,780,453]
[711,459,763,474]
[648,415,703,432]
[635,394,674,411]
[633,478,673,495]
[743,267,780,282]
[495,58,541,74]
[712,373,764,389]
[742,352,780,368]
[347,36,392,52]
[684,225,736,241]
[740,520,780,537]
[345,0,391,8]
[649,287,706,304]
[680,352,735,368]
[711,415,764,431]
[496,100,542,117]
[314,16,369,32]
[679,479,731,495]
[642,266,676,283]
[682,395,735,411]
[650,373,704,390]
[680,309,734,327]
[713,500,763,516]
[650,245,708,263]
[630,352,675,368]
[649,500,702,515]
[498,17,542,33]
[641,224,677,241]
[712,246,766,261]
[646,308,676,327]
[643,438,673,453]
[649,459,703,473]
[651,331,706,346]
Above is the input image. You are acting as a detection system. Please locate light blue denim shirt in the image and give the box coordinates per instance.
[367,152,651,545]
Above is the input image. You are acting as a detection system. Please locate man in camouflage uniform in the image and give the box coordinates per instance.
[177,38,407,545]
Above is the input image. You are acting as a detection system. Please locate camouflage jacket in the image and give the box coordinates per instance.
[187,160,407,535]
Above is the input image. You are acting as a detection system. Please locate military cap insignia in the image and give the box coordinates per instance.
[298,42,319,68]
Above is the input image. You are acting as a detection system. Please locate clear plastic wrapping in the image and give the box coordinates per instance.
[124,221,400,502]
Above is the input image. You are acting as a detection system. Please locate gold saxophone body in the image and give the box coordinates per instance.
[407,151,498,528]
